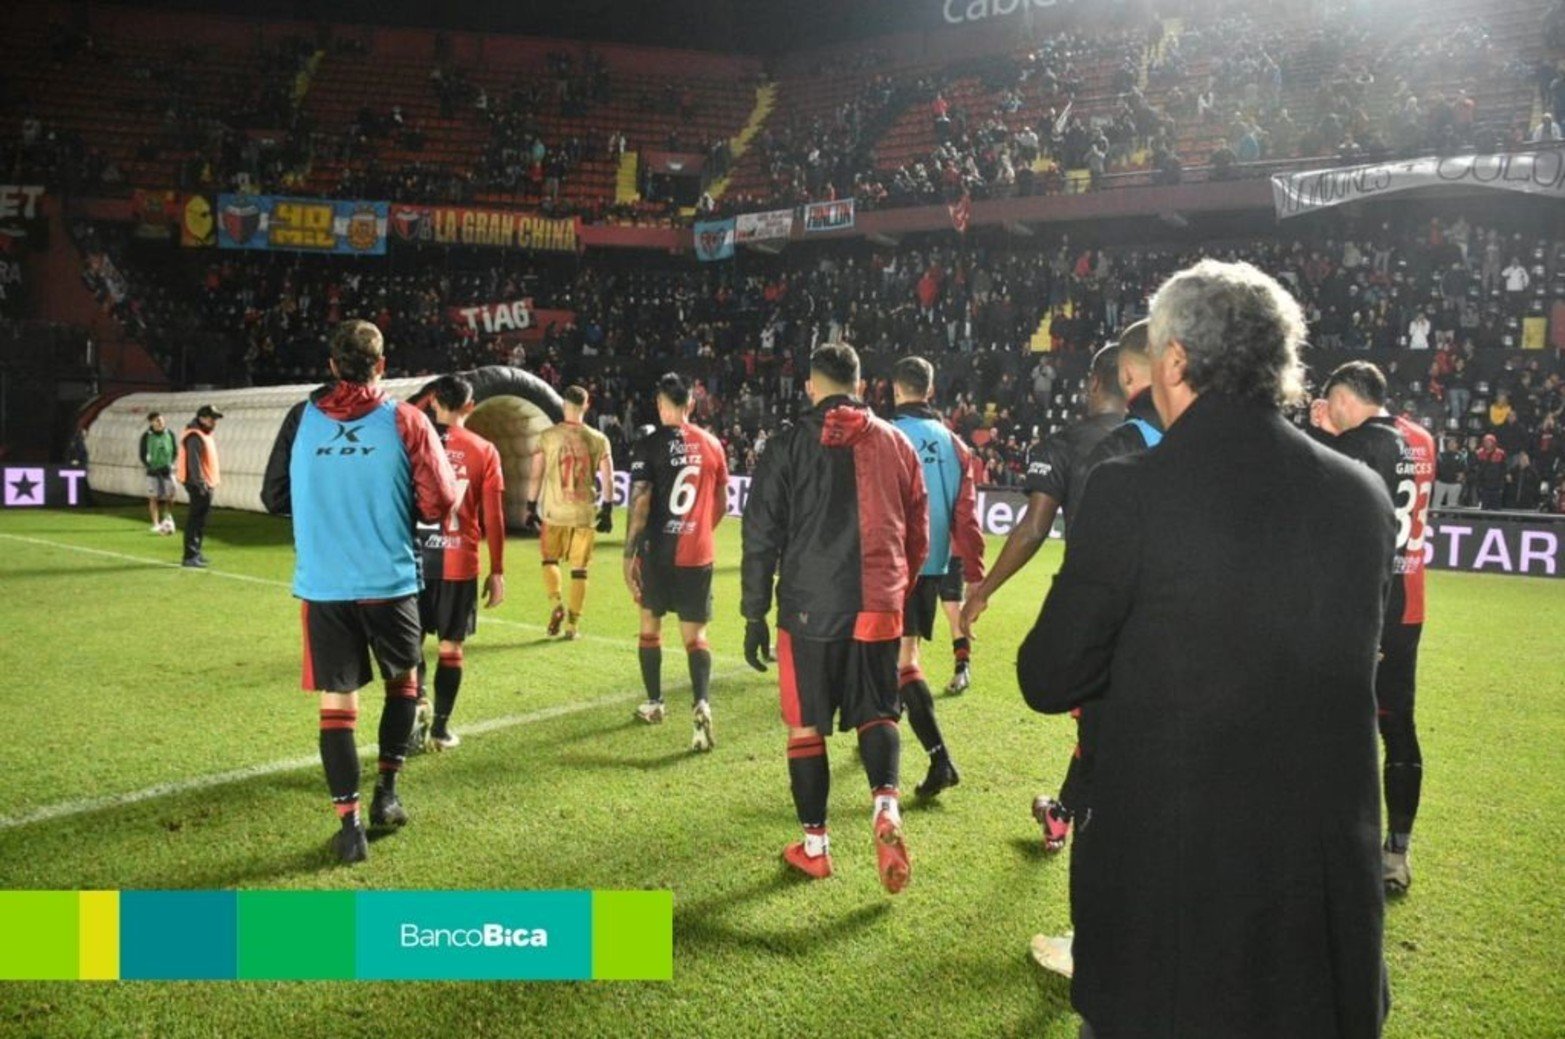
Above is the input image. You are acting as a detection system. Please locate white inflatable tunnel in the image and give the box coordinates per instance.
[82,366,563,530]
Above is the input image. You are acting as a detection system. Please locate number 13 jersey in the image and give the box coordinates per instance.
[630,422,730,568]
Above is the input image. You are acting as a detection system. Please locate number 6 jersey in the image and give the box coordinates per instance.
[630,422,730,568]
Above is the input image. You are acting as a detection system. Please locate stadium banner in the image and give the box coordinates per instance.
[131,189,179,239]
[180,194,216,247]
[1423,514,1561,579]
[448,298,576,336]
[1271,149,1565,219]
[2,466,90,508]
[0,184,47,244]
[610,471,1057,536]
[693,218,736,262]
[216,195,389,254]
[388,204,578,251]
[803,198,855,233]
[0,889,672,981]
[735,209,794,243]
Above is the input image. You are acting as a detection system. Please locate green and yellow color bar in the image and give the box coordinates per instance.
[0,890,672,981]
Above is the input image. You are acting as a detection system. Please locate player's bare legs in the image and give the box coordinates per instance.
[898,636,958,798]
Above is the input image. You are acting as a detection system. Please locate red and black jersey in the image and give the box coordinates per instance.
[630,422,730,568]
[418,422,505,583]
[741,395,929,641]
[1323,414,1435,626]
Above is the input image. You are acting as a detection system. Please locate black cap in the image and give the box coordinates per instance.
[196,405,224,420]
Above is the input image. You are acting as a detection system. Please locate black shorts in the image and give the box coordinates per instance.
[940,559,965,602]
[420,578,478,642]
[641,562,713,623]
[301,596,423,692]
[776,630,900,734]
[1376,622,1422,718]
[903,575,943,642]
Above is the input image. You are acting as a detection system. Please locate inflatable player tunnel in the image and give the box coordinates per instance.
[82,366,562,530]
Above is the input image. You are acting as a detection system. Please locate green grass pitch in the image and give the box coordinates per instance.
[0,501,1561,1038]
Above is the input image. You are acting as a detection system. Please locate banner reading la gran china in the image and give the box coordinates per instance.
[217,195,389,254]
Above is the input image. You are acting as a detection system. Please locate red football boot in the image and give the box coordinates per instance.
[873,811,911,894]
[783,841,834,879]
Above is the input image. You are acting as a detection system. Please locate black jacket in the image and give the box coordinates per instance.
[741,395,927,639]
[1019,393,1394,1039]
[1081,386,1164,479]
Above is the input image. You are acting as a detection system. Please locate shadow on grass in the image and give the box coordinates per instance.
[674,882,892,957]
[557,749,698,772]
[1008,835,1056,864]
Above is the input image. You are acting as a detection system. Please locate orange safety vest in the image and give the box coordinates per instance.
[176,427,220,488]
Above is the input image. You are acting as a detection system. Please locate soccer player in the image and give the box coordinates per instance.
[1310,360,1435,895]
[176,404,223,568]
[525,386,613,641]
[139,412,177,535]
[622,373,729,750]
[261,320,458,865]
[412,374,506,753]
[742,342,928,893]
[890,356,985,798]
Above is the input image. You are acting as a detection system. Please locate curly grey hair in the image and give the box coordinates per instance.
[1147,259,1307,408]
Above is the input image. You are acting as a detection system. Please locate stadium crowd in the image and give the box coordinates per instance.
[74,207,1565,509]
[10,4,1563,222]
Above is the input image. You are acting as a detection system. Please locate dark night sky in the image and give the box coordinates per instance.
[89,0,928,56]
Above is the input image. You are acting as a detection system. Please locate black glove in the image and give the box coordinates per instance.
[595,502,613,534]
[744,618,773,672]
[524,500,541,531]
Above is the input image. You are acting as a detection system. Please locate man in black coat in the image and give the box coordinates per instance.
[1018,259,1396,1039]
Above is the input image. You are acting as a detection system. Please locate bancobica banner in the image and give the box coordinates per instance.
[1271,149,1565,219]
[606,475,1560,578]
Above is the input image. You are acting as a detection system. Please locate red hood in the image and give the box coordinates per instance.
[314,381,389,421]
[820,402,873,448]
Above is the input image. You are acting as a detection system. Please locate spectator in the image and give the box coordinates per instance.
[1472,433,1508,509]
[1433,436,1465,508]
[1407,311,1431,351]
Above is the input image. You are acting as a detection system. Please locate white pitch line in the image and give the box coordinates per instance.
[0,531,764,831]
[0,691,635,832]
[0,531,750,664]
[0,664,752,833]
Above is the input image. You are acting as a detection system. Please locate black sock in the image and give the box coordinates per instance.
[416,658,428,697]
[787,735,829,828]
[377,679,419,793]
[1379,712,1423,838]
[953,637,970,667]
[857,719,900,792]
[434,653,462,735]
[898,669,946,758]
[319,707,360,825]
[687,642,711,705]
[1384,763,1423,839]
[639,637,663,702]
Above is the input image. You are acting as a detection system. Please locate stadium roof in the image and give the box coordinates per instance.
[100,0,923,56]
